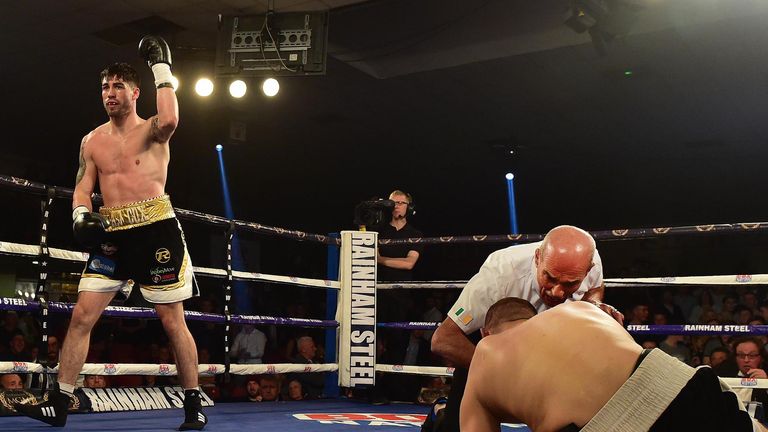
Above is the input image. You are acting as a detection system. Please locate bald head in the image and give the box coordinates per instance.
[540,225,595,262]
[535,225,596,307]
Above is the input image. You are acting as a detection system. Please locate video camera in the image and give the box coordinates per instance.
[353,199,394,229]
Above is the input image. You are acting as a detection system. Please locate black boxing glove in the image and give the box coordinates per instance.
[138,35,174,89]
[72,206,110,248]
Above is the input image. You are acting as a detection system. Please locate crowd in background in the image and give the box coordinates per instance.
[3,284,768,405]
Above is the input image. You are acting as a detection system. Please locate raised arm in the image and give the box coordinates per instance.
[139,35,178,143]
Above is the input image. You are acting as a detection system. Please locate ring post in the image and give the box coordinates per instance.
[337,230,377,388]
[324,232,340,397]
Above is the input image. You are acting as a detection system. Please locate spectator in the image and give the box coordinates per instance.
[0,373,23,390]
[291,336,324,398]
[708,347,730,369]
[719,295,738,322]
[47,335,60,363]
[734,305,753,325]
[1,333,33,361]
[83,375,108,389]
[245,377,262,402]
[231,324,267,364]
[688,289,715,324]
[0,312,21,356]
[287,379,305,401]
[749,317,768,348]
[759,300,768,323]
[714,336,768,407]
[673,287,697,322]
[259,376,281,402]
[698,320,727,359]
[657,289,686,324]
[742,291,760,316]
[659,334,691,363]
[628,302,650,325]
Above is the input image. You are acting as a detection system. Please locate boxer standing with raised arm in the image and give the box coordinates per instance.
[14,36,207,430]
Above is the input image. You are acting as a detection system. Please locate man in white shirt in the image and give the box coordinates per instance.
[429,225,622,432]
[231,324,267,364]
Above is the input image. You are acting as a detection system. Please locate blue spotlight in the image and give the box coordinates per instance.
[506,173,519,234]
[216,145,251,314]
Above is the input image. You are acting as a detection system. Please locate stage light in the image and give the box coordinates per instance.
[262,78,280,97]
[195,78,214,97]
[216,144,223,152]
[229,80,247,98]
[505,173,514,180]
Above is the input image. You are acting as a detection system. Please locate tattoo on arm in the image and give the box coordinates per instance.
[75,136,87,185]
[150,116,161,141]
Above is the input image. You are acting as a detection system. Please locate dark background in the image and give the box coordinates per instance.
[2,0,768,282]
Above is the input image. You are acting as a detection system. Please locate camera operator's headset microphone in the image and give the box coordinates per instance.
[404,193,416,218]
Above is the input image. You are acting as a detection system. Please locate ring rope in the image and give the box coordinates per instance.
[0,360,762,390]
[1,239,761,290]
[0,361,337,376]
[0,241,340,290]
[0,298,338,328]
[4,174,768,246]
[0,174,337,245]
[378,321,768,337]
[378,274,768,290]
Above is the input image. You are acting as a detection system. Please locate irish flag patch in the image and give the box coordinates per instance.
[454,307,473,326]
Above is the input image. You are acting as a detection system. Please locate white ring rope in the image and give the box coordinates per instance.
[375,274,768,290]
[4,240,764,289]
[0,241,339,290]
[5,361,760,390]
[0,361,338,376]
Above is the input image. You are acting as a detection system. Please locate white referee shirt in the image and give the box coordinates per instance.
[448,241,603,334]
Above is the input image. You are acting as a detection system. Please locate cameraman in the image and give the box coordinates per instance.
[376,190,424,281]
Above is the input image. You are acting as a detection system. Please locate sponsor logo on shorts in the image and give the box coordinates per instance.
[12,362,28,373]
[104,364,117,375]
[155,248,171,263]
[159,364,172,375]
[89,257,116,275]
[150,266,177,283]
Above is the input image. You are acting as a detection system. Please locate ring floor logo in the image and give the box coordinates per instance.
[293,413,425,426]
[292,413,529,429]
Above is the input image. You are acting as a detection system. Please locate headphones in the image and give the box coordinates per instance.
[405,193,416,218]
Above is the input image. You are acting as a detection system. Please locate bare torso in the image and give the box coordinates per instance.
[85,119,169,207]
[478,302,642,431]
